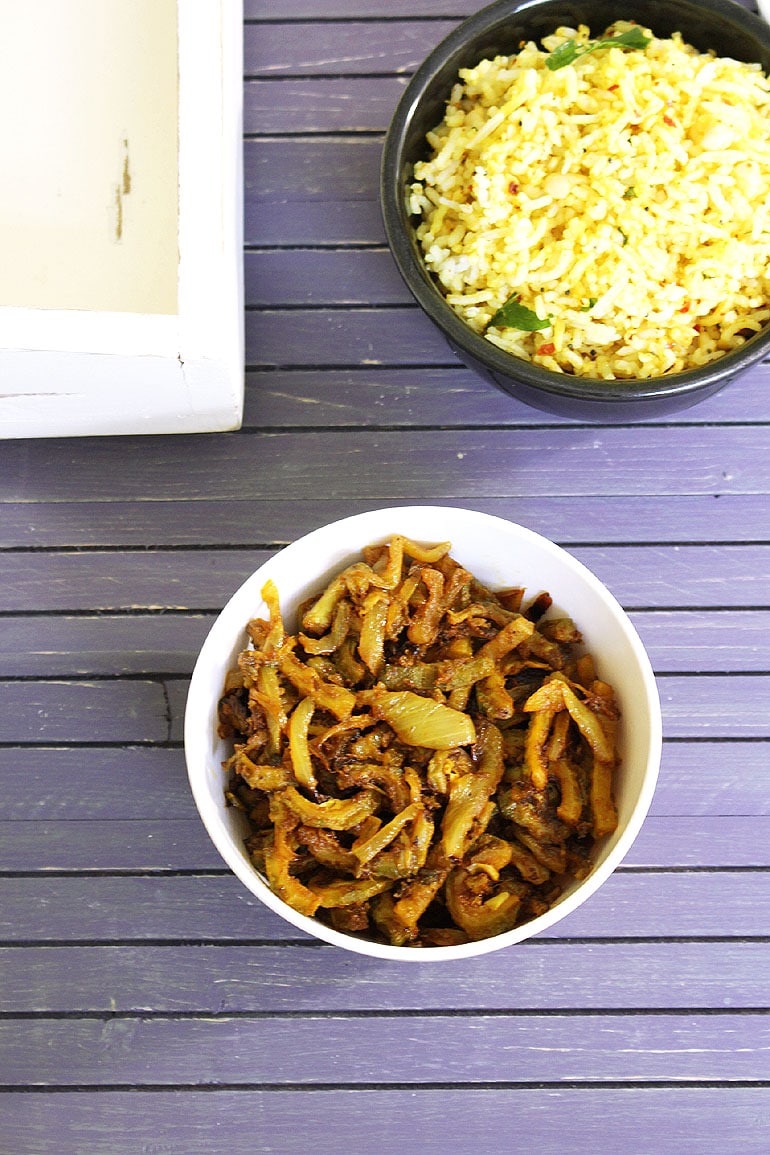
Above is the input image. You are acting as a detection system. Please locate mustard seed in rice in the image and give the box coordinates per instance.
[408,22,770,379]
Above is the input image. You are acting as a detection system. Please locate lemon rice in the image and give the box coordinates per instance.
[408,23,770,378]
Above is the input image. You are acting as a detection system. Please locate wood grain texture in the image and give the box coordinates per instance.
[0,680,170,744]
[6,1012,769,1086]
[0,746,195,819]
[244,137,383,245]
[1,609,767,676]
[3,940,768,1013]
[242,0,759,21]
[0,613,217,676]
[246,1,476,18]
[244,20,460,76]
[0,668,768,746]
[2,871,768,942]
[2,740,767,820]
[241,362,770,423]
[4,429,770,501]
[2,548,770,614]
[245,78,409,133]
[2,1088,768,1155]
[3,494,770,548]
[245,249,410,306]
[246,304,770,379]
[1,739,767,885]
[2,1,769,1141]
[0,819,223,872]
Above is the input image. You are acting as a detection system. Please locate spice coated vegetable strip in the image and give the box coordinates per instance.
[351,801,423,866]
[219,535,619,948]
[287,697,317,792]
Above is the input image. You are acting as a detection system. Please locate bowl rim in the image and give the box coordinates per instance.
[380,0,770,403]
[184,506,663,962]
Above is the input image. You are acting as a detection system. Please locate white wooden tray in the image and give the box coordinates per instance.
[0,0,244,438]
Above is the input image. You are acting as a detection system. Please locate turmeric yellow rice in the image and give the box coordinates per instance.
[408,22,770,378]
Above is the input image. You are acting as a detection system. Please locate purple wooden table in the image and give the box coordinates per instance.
[2,2,770,1151]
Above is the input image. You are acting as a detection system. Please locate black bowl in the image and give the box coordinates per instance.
[381,0,770,420]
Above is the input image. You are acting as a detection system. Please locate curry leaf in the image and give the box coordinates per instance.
[489,294,552,331]
[546,27,651,71]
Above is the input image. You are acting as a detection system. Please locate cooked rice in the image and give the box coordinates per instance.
[408,22,770,378]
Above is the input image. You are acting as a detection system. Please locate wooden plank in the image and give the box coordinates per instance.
[0,820,222,872]
[244,249,410,307]
[0,551,272,611]
[245,137,380,203]
[1,871,767,942]
[245,1,476,17]
[624,816,770,868]
[1,671,762,746]
[248,305,770,375]
[0,681,169,744]
[244,139,383,245]
[571,546,770,608]
[652,741,770,816]
[247,194,384,245]
[2,1088,768,1155]
[2,609,767,677]
[244,20,459,76]
[246,305,461,366]
[657,676,770,739]
[5,1012,769,1087]
[0,614,216,676]
[240,247,770,432]
[3,940,768,1013]
[237,247,770,421]
[244,77,408,133]
[0,747,193,819]
[242,363,770,425]
[629,611,770,672]
[3,495,770,549]
[243,0,758,18]
[3,549,770,615]
[1,815,766,873]
[2,740,767,821]
[0,874,302,944]
[243,362,770,423]
[4,429,770,502]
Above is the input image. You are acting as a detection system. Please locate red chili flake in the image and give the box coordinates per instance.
[694,324,702,332]
[538,342,556,356]
[663,115,675,127]
[679,301,690,313]
[608,84,619,91]
[508,181,519,195]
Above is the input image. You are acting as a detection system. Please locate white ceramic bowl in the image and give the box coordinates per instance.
[185,506,662,961]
